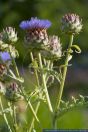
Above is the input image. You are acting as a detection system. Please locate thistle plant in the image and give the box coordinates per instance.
[0,13,87,132]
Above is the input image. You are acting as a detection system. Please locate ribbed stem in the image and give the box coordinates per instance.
[53,35,74,128]
[0,97,12,132]
[12,104,17,132]
[30,52,40,86]
[10,54,39,123]
[29,52,41,131]
[29,102,40,132]
[20,86,40,123]
[38,52,53,113]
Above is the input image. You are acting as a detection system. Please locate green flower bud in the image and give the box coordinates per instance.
[48,36,62,57]
[61,13,82,34]
[41,35,62,60]
[5,82,22,102]
[1,27,18,44]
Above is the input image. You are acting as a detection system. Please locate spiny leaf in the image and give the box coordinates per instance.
[42,68,61,83]
[56,95,88,119]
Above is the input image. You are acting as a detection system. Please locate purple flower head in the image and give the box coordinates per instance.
[19,17,51,30]
[0,52,11,61]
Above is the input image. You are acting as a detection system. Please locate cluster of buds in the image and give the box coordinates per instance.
[0,27,18,60]
[61,13,82,34]
[5,82,21,102]
[19,14,82,59]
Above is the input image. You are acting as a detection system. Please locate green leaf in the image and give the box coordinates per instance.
[79,94,85,102]
[72,96,77,103]
[46,69,61,83]
[56,95,88,119]
[6,74,24,83]
[68,54,72,61]
[71,44,81,53]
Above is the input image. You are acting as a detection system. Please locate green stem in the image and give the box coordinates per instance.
[29,102,40,132]
[12,104,17,132]
[10,54,20,77]
[20,87,40,123]
[30,52,40,86]
[10,54,40,123]
[29,52,41,131]
[8,102,13,117]
[38,53,53,113]
[0,97,12,132]
[53,35,74,128]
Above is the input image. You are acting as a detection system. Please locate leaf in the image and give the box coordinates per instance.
[46,75,54,87]
[59,64,72,69]
[29,60,38,70]
[47,69,61,83]
[56,95,88,119]
[6,74,24,83]
[68,49,73,54]
[72,96,77,103]
[0,108,13,115]
[68,54,72,61]
[71,44,81,53]
[79,94,85,102]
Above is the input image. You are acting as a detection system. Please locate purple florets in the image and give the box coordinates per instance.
[19,17,51,30]
[0,52,11,61]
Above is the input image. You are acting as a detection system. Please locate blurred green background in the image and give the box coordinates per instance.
[0,0,88,131]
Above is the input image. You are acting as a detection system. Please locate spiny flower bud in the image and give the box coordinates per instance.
[48,36,62,57]
[61,13,82,34]
[5,82,21,102]
[41,35,62,60]
[1,27,18,44]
